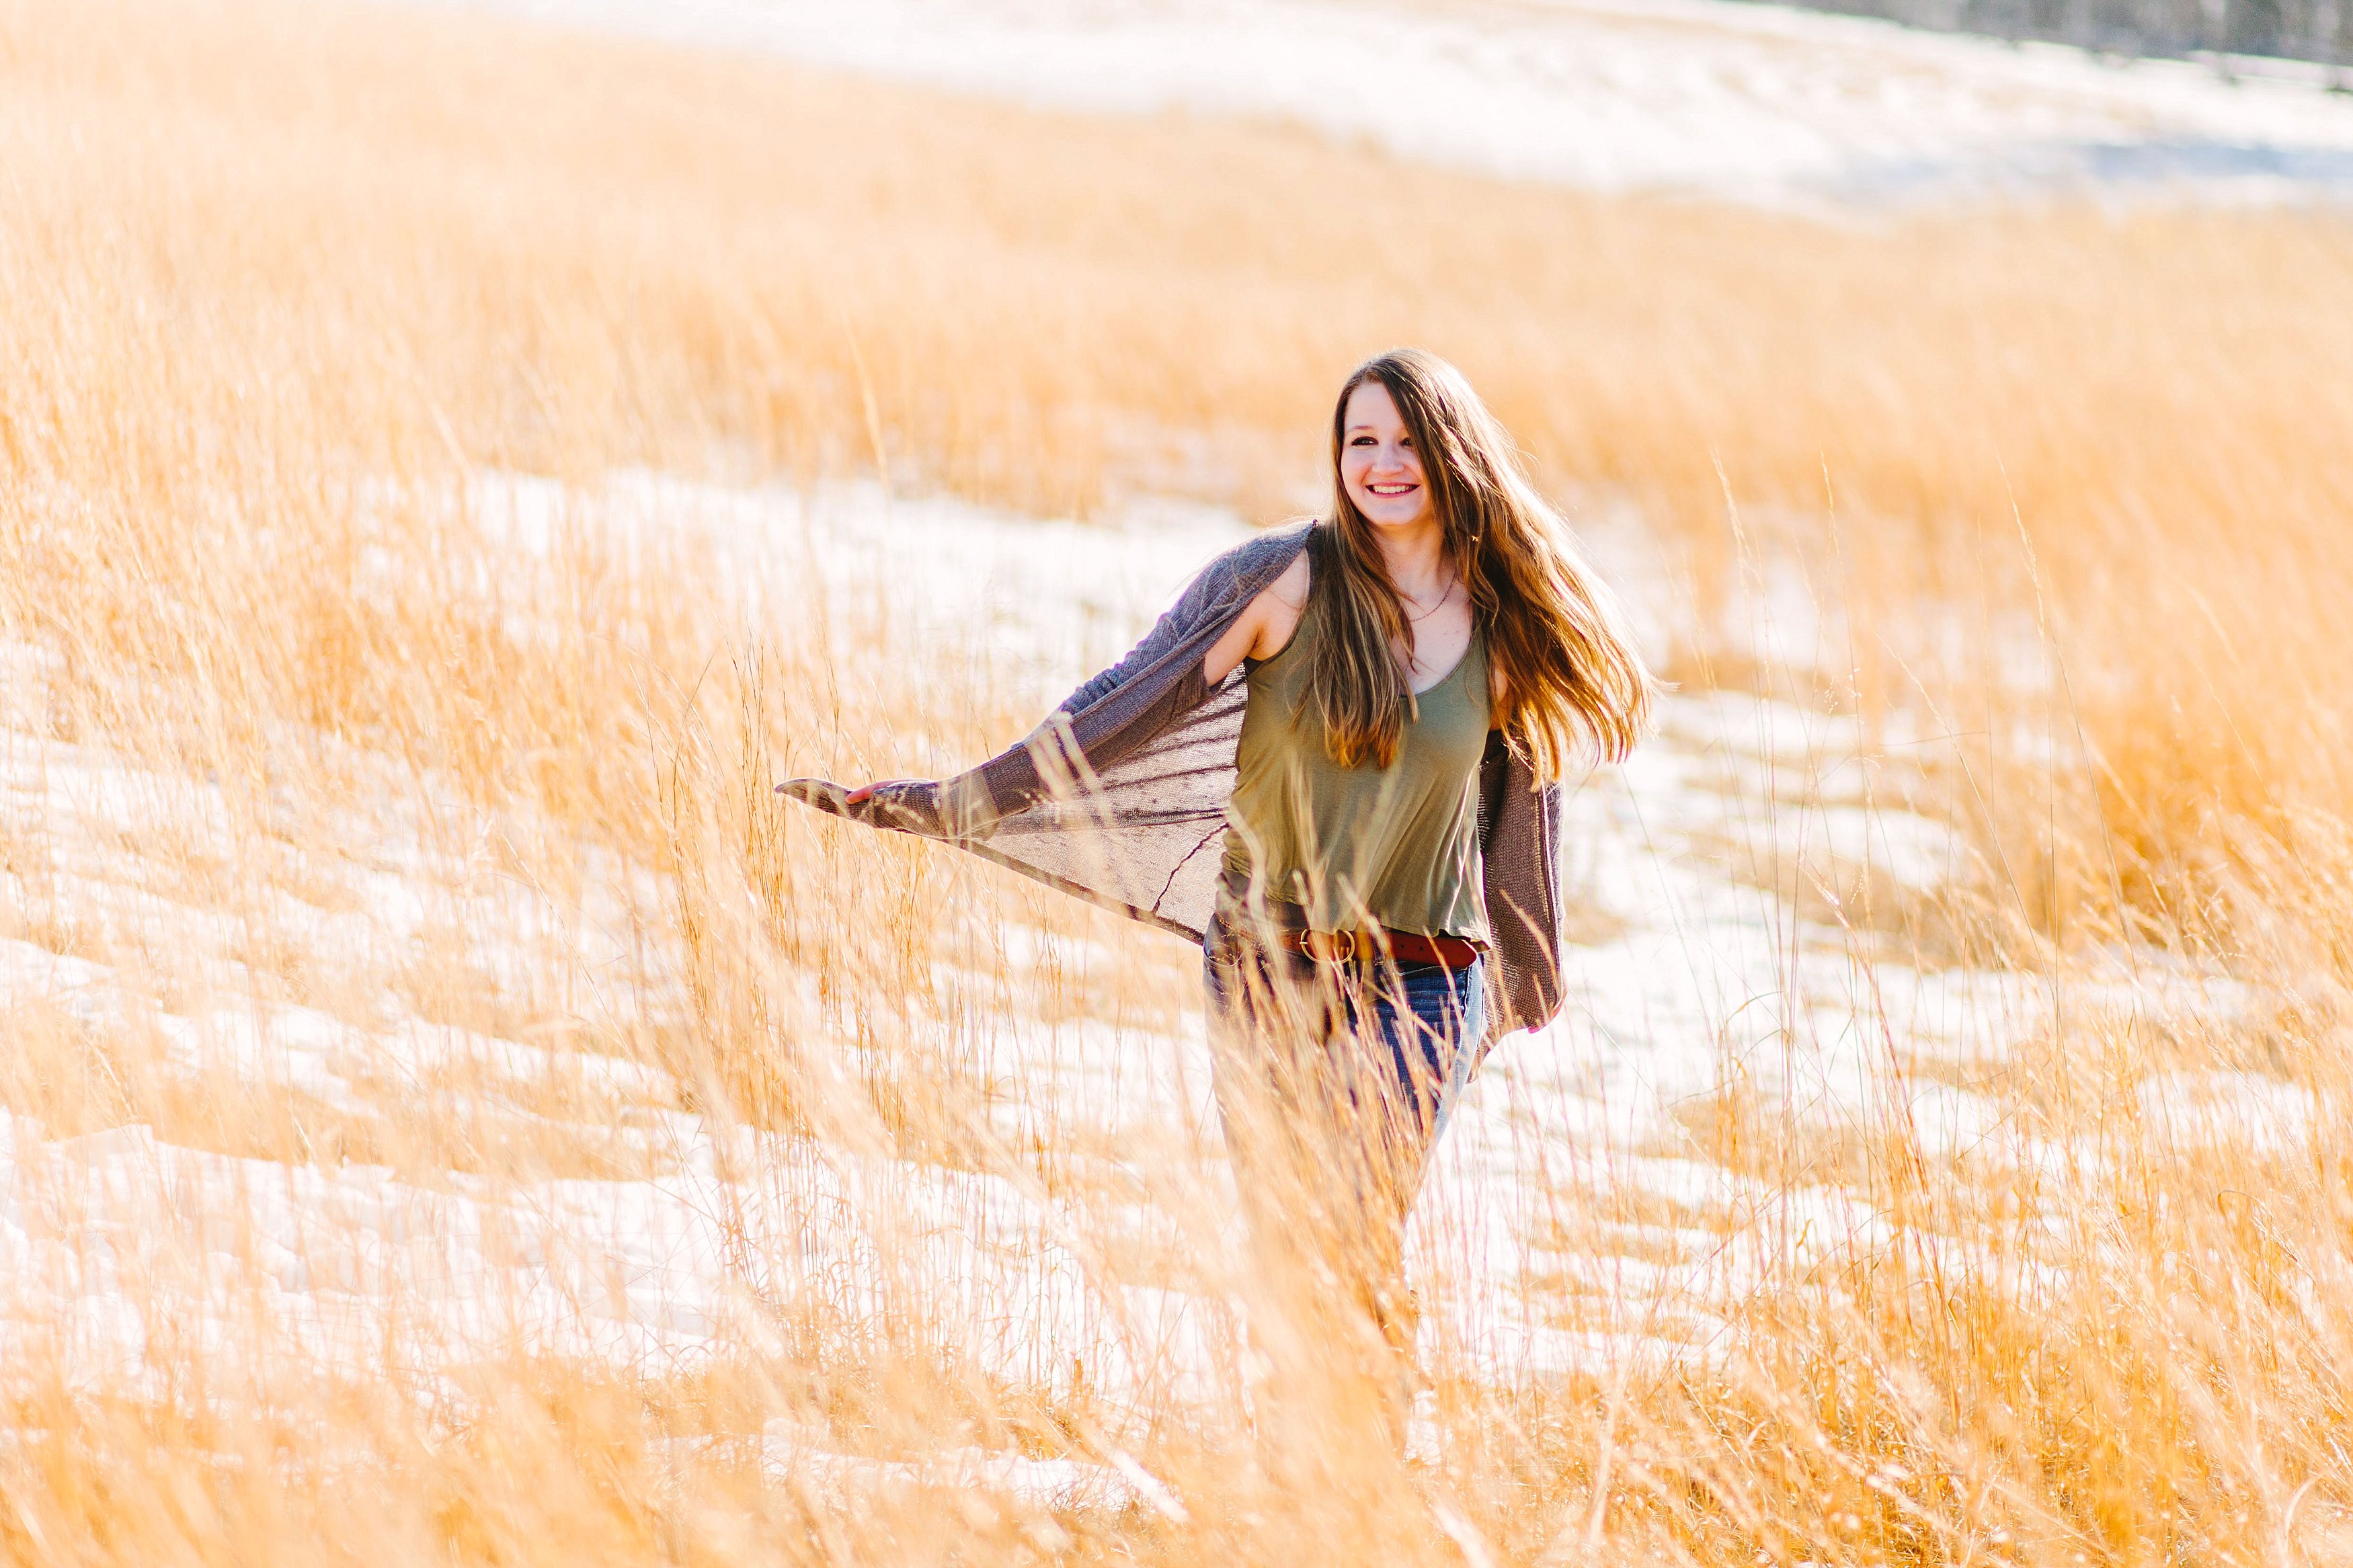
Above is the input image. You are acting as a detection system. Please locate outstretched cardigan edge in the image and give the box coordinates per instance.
[777,522,1568,1038]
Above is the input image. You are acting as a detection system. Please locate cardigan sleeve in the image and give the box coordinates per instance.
[1476,739,1567,1041]
[781,528,1302,835]
[776,524,1316,940]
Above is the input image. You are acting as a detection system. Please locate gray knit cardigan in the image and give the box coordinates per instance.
[778,522,1566,1037]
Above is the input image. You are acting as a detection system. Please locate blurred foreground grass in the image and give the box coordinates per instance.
[2,0,2352,1562]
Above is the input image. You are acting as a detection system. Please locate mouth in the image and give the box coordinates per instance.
[1365,482,1419,498]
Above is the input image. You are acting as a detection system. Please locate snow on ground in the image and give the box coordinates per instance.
[444,0,2353,206]
[0,478,2273,1497]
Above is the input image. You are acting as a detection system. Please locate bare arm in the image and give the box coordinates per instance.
[1201,552,1311,687]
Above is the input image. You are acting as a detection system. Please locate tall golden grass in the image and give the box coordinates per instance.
[4,0,2353,1561]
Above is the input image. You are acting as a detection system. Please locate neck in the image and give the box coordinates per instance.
[1370,518,1449,598]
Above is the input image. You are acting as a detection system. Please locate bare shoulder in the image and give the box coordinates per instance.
[1264,549,1311,610]
[1233,550,1311,639]
[1205,549,1312,684]
[1249,551,1311,651]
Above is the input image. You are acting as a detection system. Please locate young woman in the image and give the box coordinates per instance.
[781,347,1653,1391]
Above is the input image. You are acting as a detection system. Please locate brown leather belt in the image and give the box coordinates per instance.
[1272,927,1485,969]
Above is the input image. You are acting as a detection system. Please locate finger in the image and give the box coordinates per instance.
[845,784,877,805]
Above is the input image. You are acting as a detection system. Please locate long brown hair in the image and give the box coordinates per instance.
[1298,348,1655,777]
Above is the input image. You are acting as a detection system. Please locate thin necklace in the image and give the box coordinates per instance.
[1400,574,1456,623]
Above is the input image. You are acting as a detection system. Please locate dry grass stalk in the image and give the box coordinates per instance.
[0,0,2349,1561]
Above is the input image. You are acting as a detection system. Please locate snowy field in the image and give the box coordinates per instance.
[3,0,2330,1528]
[0,474,2274,1503]
[445,0,2353,205]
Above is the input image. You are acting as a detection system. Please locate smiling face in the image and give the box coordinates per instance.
[1338,379,1435,532]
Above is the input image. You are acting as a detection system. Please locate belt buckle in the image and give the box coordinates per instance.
[1300,928,1359,964]
[1314,929,1377,964]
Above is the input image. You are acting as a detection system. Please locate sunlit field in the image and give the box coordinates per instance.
[5,0,2353,1561]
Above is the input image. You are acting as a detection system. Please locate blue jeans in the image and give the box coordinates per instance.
[1201,910,1487,1354]
[1204,923,1486,1158]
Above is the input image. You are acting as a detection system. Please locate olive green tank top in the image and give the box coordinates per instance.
[1221,614,1492,941]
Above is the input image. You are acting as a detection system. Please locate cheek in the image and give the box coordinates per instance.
[1339,451,1373,493]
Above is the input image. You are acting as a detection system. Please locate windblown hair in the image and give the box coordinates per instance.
[1299,347,1657,778]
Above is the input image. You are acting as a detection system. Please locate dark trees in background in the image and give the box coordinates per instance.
[1773,0,2351,67]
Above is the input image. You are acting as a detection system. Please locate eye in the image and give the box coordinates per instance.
[1349,434,1375,446]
